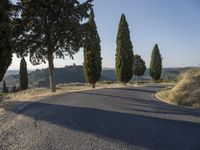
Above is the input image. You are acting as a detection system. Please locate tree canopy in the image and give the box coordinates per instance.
[0,0,12,81]
[13,0,93,92]
[20,57,28,90]
[115,14,134,85]
[150,44,162,81]
[83,9,102,88]
[133,54,146,79]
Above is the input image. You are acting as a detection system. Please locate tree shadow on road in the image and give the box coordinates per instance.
[2,100,200,150]
[114,88,158,93]
[76,89,200,118]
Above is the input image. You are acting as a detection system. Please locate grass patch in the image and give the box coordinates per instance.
[156,69,200,108]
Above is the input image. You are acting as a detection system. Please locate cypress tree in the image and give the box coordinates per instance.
[2,80,8,93]
[83,9,102,88]
[150,44,162,81]
[115,14,134,85]
[20,57,28,90]
[0,0,12,81]
[133,54,146,81]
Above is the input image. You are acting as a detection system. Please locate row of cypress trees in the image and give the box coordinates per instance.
[84,12,162,88]
[115,14,162,85]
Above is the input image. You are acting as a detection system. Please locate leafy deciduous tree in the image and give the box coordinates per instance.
[13,0,93,92]
[0,0,12,81]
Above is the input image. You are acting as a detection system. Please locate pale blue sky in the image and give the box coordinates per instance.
[9,0,200,70]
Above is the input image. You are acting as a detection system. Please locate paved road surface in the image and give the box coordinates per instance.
[0,85,200,150]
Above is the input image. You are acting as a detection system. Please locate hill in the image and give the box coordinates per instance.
[0,66,197,89]
[25,66,197,87]
[9,65,116,87]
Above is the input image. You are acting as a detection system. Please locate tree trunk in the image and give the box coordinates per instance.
[48,52,56,92]
[92,83,96,89]
[124,82,127,86]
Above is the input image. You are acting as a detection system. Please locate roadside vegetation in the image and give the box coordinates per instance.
[3,83,125,100]
[156,69,200,108]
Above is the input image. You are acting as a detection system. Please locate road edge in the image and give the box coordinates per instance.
[152,92,199,110]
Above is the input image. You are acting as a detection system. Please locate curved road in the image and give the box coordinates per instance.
[0,85,200,150]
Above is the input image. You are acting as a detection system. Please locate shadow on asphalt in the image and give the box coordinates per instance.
[2,100,200,150]
[76,91,200,118]
[114,88,159,93]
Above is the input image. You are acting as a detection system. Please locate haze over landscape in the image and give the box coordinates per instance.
[9,0,200,70]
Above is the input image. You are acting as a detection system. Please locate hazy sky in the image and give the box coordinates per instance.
[9,0,200,70]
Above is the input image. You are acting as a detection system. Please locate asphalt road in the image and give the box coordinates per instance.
[0,85,200,150]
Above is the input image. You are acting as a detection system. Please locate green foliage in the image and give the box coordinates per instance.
[20,57,28,90]
[13,0,93,92]
[83,9,102,88]
[133,54,146,78]
[150,44,162,81]
[115,14,134,84]
[0,0,12,81]
[2,80,8,93]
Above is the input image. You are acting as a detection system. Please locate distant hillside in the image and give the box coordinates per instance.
[9,65,116,87]
[26,66,197,87]
[5,70,19,76]
[0,66,197,89]
[29,66,86,87]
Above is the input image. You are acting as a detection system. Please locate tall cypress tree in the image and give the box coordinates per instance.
[20,57,28,90]
[150,44,162,81]
[83,9,102,88]
[0,0,12,81]
[115,14,134,85]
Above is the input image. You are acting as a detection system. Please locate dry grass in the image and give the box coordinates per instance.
[156,69,200,108]
[0,83,129,104]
